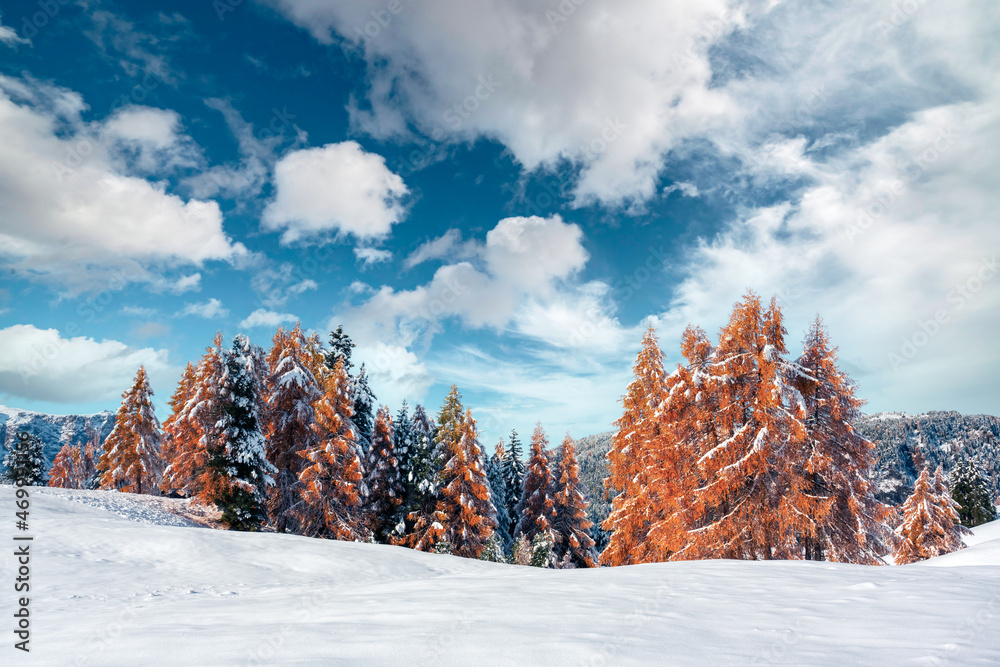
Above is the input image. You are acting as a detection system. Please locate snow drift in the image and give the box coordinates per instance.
[2,487,998,665]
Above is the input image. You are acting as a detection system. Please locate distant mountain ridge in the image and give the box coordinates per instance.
[575,411,1000,539]
[0,405,116,469]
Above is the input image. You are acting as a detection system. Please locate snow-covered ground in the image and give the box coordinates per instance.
[3,487,999,666]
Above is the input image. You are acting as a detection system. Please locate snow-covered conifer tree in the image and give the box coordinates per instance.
[514,423,555,542]
[3,432,47,486]
[98,366,163,495]
[487,440,513,552]
[393,404,444,551]
[794,317,894,563]
[951,459,997,528]
[296,359,365,540]
[209,334,276,531]
[161,342,224,501]
[895,466,966,563]
[351,363,376,459]
[48,443,81,489]
[366,405,404,542]
[265,324,322,533]
[551,434,598,568]
[683,293,823,560]
[324,324,355,373]
[501,429,526,537]
[434,391,496,558]
[602,326,666,566]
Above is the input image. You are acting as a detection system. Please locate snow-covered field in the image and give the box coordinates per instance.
[3,487,999,666]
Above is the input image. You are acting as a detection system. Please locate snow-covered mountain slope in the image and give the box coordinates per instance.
[857,410,1000,505]
[4,487,998,666]
[0,405,115,466]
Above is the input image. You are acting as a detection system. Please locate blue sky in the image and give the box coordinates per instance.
[0,0,997,443]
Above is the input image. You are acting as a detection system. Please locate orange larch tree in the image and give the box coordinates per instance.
[515,422,556,543]
[265,324,322,533]
[49,443,82,489]
[551,434,598,568]
[644,325,715,562]
[683,293,827,560]
[794,317,894,564]
[602,327,666,566]
[98,366,164,495]
[295,359,366,540]
[895,466,966,564]
[435,407,496,558]
[161,337,226,501]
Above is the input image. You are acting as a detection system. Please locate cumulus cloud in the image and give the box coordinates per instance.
[354,247,393,266]
[266,0,741,206]
[0,75,243,293]
[178,298,228,319]
[262,141,409,243]
[0,324,172,404]
[659,89,1000,414]
[238,309,298,329]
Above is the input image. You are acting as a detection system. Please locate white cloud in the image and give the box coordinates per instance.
[102,106,202,174]
[0,75,243,293]
[290,279,318,295]
[178,298,228,319]
[0,16,30,48]
[404,229,479,269]
[483,215,588,293]
[660,88,1000,414]
[356,342,434,409]
[262,141,409,243]
[238,309,298,329]
[169,273,202,294]
[354,247,393,266]
[663,181,699,198]
[0,325,172,404]
[266,0,741,206]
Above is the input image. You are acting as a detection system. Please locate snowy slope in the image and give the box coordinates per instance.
[0,405,116,467]
[3,487,999,666]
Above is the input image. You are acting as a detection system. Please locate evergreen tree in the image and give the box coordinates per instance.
[161,340,224,501]
[515,423,555,542]
[296,359,366,540]
[487,440,513,552]
[478,533,508,563]
[351,364,376,460]
[325,324,355,373]
[366,405,404,542]
[551,434,598,568]
[895,466,966,564]
[393,404,444,551]
[951,459,997,528]
[265,324,322,533]
[393,401,415,495]
[98,366,164,495]
[210,335,276,531]
[602,326,666,566]
[794,318,894,564]
[3,432,47,486]
[435,397,496,558]
[501,429,526,537]
[529,530,555,568]
[511,533,532,566]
